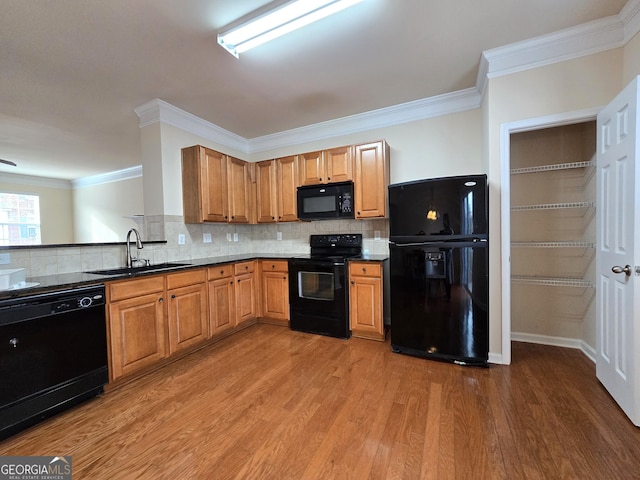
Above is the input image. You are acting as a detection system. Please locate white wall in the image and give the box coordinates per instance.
[73,176,144,243]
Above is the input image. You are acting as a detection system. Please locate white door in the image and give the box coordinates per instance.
[596,76,640,426]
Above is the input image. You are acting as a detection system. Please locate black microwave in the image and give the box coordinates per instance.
[297,181,355,220]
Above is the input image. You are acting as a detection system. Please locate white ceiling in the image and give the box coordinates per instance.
[0,0,629,180]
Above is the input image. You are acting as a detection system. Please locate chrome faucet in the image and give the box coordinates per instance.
[126,228,144,268]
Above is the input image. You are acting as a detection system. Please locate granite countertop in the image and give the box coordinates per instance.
[0,253,388,301]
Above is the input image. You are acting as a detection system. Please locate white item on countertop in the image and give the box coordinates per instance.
[0,268,26,290]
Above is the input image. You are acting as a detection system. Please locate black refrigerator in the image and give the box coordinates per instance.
[389,174,488,367]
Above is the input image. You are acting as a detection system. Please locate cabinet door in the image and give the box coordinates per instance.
[228,156,252,223]
[354,141,389,219]
[182,145,228,223]
[277,155,298,222]
[167,283,208,354]
[261,267,289,324]
[236,272,257,325]
[108,292,166,380]
[256,160,278,223]
[298,151,325,185]
[349,262,384,340]
[325,146,353,183]
[209,276,236,335]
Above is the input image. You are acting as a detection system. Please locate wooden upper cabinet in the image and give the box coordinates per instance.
[256,156,298,223]
[299,147,353,185]
[354,141,390,219]
[182,145,228,223]
[298,151,324,185]
[256,160,278,223]
[325,146,353,183]
[227,156,252,224]
[277,155,298,222]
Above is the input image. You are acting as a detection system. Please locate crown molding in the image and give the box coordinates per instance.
[477,1,640,93]
[72,165,142,188]
[134,98,249,154]
[2,172,72,189]
[622,0,640,41]
[247,88,481,153]
[134,0,640,154]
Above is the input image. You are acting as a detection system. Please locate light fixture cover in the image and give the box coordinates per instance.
[218,0,363,58]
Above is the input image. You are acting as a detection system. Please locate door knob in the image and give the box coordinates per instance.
[612,265,632,276]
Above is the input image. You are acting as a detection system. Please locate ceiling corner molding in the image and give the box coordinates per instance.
[247,88,482,153]
[2,172,72,189]
[621,0,640,41]
[134,98,249,154]
[72,165,143,189]
[481,14,625,80]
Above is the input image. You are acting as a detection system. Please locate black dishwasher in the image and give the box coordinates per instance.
[0,284,108,439]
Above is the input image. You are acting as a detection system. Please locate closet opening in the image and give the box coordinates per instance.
[507,120,596,362]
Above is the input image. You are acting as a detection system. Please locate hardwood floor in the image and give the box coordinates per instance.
[2,324,639,479]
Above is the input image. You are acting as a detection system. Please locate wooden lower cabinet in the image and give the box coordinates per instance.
[208,264,236,336]
[107,276,166,381]
[235,261,257,325]
[349,261,385,341]
[260,260,289,326]
[166,270,208,355]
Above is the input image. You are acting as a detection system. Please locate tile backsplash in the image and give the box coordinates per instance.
[3,217,390,277]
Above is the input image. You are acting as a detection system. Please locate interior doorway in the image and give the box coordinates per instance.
[500,108,600,364]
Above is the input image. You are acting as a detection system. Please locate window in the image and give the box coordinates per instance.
[0,193,41,245]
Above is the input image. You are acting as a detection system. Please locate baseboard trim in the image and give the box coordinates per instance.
[511,332,596,363]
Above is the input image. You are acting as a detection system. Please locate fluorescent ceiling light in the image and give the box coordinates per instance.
[218,0,363,58]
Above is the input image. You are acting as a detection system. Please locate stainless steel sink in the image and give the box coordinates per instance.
[87,262,192,276]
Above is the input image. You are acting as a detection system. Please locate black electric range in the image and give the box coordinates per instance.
[288,234,363,338]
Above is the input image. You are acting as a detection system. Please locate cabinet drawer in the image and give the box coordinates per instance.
[208,264,234,280]
[349,262,381,278]
[261,260,288,273]
[166,269,206,289]
[234,261,255,275]
[109,276,165,302]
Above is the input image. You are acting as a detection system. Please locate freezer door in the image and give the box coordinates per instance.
[388,174,487,238]
[389,242,488,366]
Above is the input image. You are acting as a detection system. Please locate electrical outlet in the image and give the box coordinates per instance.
[203,233,212,243]
[178,234,186,245]
[277,231,282,241]
[233,233,239,242]
[0,253,10,264]
[374,230,381,241]
[226,233,232,242]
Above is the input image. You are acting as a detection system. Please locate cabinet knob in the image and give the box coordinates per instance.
[171,294,176,299]
[357,212,361,215]
[328,176,331,181]
[319,177,322,181]
[351,281,355,285]
[220,270,224,274]
[230,281,233,285]
[271,264,275,269]
[362,267,366,273]
[159,297,163,303]
[231,216,235,219]
[272,216,275,220]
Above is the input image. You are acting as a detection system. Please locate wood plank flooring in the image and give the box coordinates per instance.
[1,324,639,479]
